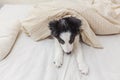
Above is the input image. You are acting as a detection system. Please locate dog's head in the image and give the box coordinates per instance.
[49,17,82,54]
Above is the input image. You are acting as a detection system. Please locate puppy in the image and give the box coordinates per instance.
[49,17,88,75]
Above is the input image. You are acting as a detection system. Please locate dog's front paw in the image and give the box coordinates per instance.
[78,63,89,75]
[53,55,63,68]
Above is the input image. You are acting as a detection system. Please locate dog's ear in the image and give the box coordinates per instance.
[66,17,82,27]
[65,17,82,34]
[49,20,59,37]
[49,20,58,31]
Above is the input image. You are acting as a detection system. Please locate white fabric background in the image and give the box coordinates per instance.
[0,32,120,80]
[0,5,33,61]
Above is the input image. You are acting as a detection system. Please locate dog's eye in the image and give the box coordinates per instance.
[69,38,74,44]
[58,38,65,44]
[69,34,75,44]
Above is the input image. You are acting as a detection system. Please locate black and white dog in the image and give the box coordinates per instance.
[49,17,88,75]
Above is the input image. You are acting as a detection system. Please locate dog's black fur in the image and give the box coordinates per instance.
[49,17,82,44]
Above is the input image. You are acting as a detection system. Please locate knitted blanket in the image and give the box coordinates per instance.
[21,0,120,48]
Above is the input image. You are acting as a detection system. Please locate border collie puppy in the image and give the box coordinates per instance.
[49,17,88,75]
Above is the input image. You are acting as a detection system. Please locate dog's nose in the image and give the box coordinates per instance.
[66,52,71,55]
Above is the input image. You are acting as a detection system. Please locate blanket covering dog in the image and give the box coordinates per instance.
[21,0,120,48]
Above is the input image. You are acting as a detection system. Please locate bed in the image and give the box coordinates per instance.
[0,3,120,80]
[1,27,120,80]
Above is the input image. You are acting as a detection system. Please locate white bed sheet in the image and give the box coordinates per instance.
[0,32,120,80]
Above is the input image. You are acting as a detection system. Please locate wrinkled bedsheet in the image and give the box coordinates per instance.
[1,32,120,80]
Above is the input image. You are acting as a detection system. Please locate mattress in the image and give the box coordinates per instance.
[0,4,120,80]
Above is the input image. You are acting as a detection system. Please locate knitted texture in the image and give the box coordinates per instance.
[21,0,120,48]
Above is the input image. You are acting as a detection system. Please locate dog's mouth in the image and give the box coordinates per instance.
[60,44,72,55]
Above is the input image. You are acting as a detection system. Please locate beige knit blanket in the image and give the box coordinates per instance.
[21,0,120,48]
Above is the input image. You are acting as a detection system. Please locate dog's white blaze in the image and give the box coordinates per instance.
[60,32,73,53]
